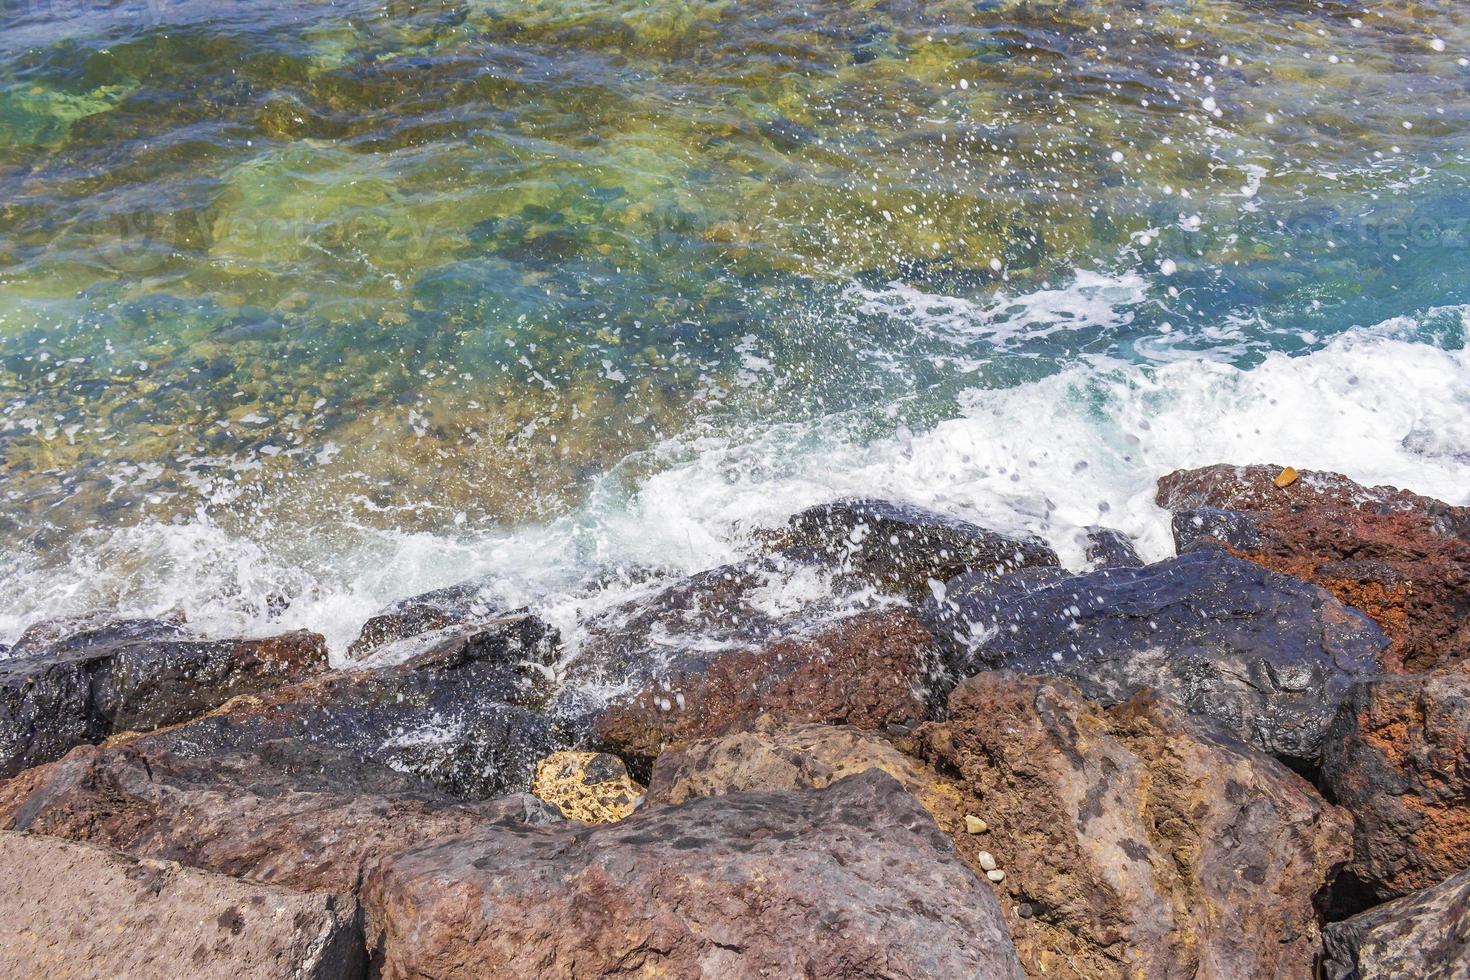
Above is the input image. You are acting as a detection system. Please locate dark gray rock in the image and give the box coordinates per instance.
[133,613,566,799]
[0,626,328,778]
[1083,525,1145,569]
[1171,506,1264,553]
[921,550,1388,766]
[1321,866,1470,980]
[346,579,508,661]
[364,769,1025,978]
[774,498,1058,600]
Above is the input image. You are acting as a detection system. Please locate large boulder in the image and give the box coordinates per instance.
[129,613,565,799]
[772,498,1059,600]
[1157,463,1470,670]
[594,608,937,773]
[914,672,1352,980]
[0,831,363,979]
[922,550,1388,767]
[363,769,1025,978]
[0,741,561,909]
[1320,667,1470,902]
[1321,866,1470,980]
[0,619,328,778]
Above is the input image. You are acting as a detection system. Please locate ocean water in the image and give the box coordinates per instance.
[1,0,1468,659]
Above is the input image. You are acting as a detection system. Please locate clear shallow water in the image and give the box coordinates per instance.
[1,0,1468,656]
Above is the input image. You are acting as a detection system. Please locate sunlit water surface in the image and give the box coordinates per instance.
[2,0,1468,656]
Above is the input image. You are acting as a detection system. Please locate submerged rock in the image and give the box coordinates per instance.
[1321,667,1470,902]
[1158,463,1470,671]
[595,608,937,772]
[773,498,1059,600]
[0,623,328,778]
[914,672,1351,980]
[1320,866,1470,980]
[363,770,1025,979]
[922,550,1388,766]
[130,613,564,799]
[530,750,643,823]
[0,830,363,980]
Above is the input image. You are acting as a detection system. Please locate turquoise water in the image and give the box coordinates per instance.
[2,0,1468,653]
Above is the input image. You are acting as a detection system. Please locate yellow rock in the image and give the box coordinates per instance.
[1273,466,1300,489]
[531,751,645,824]
[965,814,989,834]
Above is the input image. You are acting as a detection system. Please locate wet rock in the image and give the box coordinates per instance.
[6,609,190,656]
[0,830,363,979]
[643,719,963,828]
[595,608,937,773]
[922,550,1388,767]
[914,672,1351,980]
[0,741,561,910]
[1320,866,1470,980]
[0,626,328,778]
[531,750,643,823]
[129,613,565,799]
[567,554,873,689]
[364,769,1025,978]
[1082,525,1145,569]
[773,498,1058,600]
[345,579,504,661]
[1320,667,1470,902]
[1157,463,1470,670]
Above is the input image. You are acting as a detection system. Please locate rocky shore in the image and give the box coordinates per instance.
[1,463,1467,978]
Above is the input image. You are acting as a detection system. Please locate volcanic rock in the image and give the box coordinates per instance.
[128,613,564,799]
[363,769,1025,978]
[345,579,506,661]
[914,672,1351,980]
[0,621,327,778]
[773,498,1058,600]
[1321,667,1470,901]
[531,750,644,823]
[0,741,561,908]
[0,830,363,979]
[921,550,1388,766]
[594,608,937,773]
[1157,463,1470,670]
[1320,866,1470,980]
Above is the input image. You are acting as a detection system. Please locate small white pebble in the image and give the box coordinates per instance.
[978,851,997,872]
[987,869,1006,883]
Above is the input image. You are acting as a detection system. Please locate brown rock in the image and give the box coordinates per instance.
[1321,865,1470,980]
[364,769,1025,979]
[0,830,363,979]
[595,608,936,772]
[644,719,964,832]
[1321,667,1470,902]
[914,672,1352,980]
[531,750,644,823]
[0,741,562,906]
[1157,463,1470,670]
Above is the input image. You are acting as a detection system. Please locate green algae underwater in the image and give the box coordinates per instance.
[1,0,1469,652]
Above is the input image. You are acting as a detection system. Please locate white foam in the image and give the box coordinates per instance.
[2,291,1467,663]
